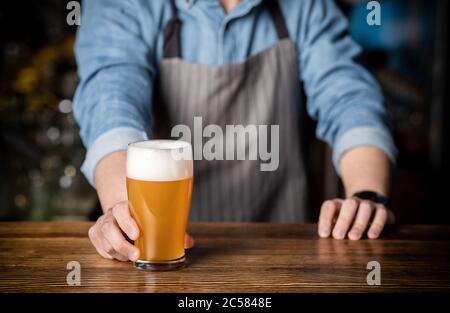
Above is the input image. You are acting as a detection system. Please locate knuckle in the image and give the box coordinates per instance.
[88,226,96,240]
[116,242,130,255]
[352,224,365,232]
[105,246,115,255]
[100,221,112,235]
[347,198,359,207]
[371,222,384,231]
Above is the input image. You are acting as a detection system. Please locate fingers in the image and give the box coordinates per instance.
[184,233,195,249]
[367,205,388,239]
[88,222,113,260]
[318,200,342,238]
[348,201,375,240]
[89,201,196,262]
[332,198,358,240]
[88,201,140,262]
[318,197,396,240]
[101,214,140,261]
[99,234,129,261]
[111,202,140,240]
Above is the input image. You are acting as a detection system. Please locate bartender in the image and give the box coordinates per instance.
[74,0,397,262]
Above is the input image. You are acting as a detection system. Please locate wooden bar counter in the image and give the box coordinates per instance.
[0,222,449,292]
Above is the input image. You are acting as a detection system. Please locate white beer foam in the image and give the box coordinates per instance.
[126,140,193,181]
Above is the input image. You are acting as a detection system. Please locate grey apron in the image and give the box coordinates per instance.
[153,0,309,222]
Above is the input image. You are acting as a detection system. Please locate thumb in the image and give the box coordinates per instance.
[184,233,194,249]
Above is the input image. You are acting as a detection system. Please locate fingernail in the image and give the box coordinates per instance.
[334,229,344,238]
[350,230,360,239]
[128,250,139,261]
[130,228,138,240]
[370,230,379,238]
[319,227,329,237]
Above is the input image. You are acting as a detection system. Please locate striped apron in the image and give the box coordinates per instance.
[153,0,309,222]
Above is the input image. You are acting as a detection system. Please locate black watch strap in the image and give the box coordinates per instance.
[352,191,391,209]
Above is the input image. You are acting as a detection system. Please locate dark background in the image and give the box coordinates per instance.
[0,0,448,223]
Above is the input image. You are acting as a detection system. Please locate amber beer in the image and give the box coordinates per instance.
[126,140,193,271]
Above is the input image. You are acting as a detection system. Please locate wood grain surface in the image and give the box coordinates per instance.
[0,222,449,292]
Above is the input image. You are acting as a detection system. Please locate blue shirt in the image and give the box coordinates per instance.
[74,0,397,186]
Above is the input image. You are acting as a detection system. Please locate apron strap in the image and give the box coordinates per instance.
[264,0,290,39]
[163,0,290,59]
[163,0,181,58]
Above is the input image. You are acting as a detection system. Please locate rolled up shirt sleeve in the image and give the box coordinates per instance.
[73,0,158,186]
[332,126,397,174]
[80,128,148,186]
[286,0,398,175]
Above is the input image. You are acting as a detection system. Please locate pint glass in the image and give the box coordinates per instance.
[126,140,193,271]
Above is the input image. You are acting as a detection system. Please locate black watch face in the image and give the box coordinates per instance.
[355,191,376,200]
[354,191,390,208]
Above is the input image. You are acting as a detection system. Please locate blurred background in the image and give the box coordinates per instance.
[0,0,448,223]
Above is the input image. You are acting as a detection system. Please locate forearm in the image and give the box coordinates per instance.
[94,151,128,213]
[74,0,154,192]
[339,146,390,198]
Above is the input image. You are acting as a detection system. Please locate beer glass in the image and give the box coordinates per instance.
[126,140,193,271]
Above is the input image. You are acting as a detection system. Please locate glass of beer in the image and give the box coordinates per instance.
[126,140,193,271]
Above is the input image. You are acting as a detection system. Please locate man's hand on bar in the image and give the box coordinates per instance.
[318,198,395,240]
[318,146,395,240]
[88,200,195,261]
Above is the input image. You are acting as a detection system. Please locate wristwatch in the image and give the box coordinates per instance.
[352,191,391,209]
